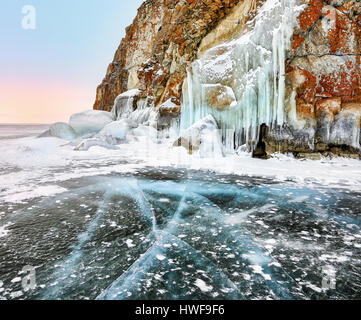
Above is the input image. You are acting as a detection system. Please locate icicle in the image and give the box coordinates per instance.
[179,0,303,152]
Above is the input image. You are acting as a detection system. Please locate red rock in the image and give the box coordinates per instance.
[93,0,244,111]
[315,97,342,118]
[298,0,323,31]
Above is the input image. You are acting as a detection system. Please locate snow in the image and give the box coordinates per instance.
[74,135,119,151]
[250,265,272,281]
[11,277,22,283]
[128,125,158,140]
[0,137,68,168]
[2,132,361,206]
[118,89,140,98]
[0,223,12,238]
[160,98,179,109]
[125,239,135,248]
[69,110,114,136]
[156,254,166,261]
[2,185,68,203]
[194,279,213,293]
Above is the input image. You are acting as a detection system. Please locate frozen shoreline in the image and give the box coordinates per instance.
[1,134,361,204]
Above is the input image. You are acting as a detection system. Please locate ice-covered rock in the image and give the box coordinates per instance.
[69,110,114,136]
[112,89,140,120]
[202,84,237,111]
[159,99,181,117]
[174,115,223,157]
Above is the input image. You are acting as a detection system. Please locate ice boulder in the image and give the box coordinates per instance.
[173,115,223,157]
[38,122,77,140]
[99,119,136,140]
[69,110,114,136]
[50,122,77,140]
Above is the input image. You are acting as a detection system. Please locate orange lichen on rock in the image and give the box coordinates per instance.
[298,0,323,31]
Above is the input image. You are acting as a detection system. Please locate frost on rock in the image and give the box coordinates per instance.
[202,84,237,111]
[174,115,223,158]
[329,111,361,148]
[180,0,304,151]
[69,110,114,136]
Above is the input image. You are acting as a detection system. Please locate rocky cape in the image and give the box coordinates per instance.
[94,0,361,159]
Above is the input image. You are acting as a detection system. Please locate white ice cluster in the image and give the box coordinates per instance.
[38,89,161,151]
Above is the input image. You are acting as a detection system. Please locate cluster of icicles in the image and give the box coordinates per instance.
[179,0,303,150]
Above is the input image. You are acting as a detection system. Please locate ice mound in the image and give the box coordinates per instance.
[174,115,223,157]
[128,125,158,139]
[99,119,136,140]
[69,110,114,136]
[39,122,77,140]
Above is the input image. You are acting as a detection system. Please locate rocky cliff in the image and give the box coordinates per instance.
[267,0,361,159]
[94,0,361,159]
[93,0,245,111]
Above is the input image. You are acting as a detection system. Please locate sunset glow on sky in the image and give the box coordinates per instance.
[0,0,144,123]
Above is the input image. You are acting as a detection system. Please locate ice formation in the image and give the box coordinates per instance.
[99,120,134,140]
[180,0,303,150]
[39,122,77,140]
[74,135,119,151]
[174,115,223,158]
[69,110,114,136]
[112,89,141,120]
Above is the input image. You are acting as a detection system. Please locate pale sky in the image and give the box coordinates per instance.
[0,0,144,123]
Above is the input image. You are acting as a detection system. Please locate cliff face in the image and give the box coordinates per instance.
[94,0,361,158]
[270,0,361,158]
[94,0,244,111]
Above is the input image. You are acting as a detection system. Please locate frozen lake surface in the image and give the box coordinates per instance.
[0,125,360,300]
